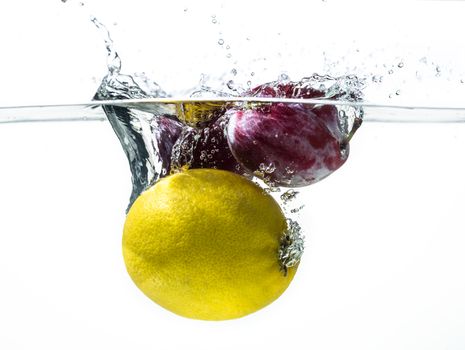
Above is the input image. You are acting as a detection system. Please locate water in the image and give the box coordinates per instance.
[2,3,465,349]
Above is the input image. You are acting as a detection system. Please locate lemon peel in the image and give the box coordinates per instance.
[123,168,299,320]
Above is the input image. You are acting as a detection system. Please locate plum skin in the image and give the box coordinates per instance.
[226,102,349,187]
[165,115,248,175]
[190,116,246,173]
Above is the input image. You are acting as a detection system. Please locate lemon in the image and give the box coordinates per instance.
[175,101,226,126]
[123,168,298,320]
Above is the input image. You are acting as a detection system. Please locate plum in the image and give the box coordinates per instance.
[226,100,349,187]
[170,115,248,175]
[249,80,326,99]
[154,116,184,176]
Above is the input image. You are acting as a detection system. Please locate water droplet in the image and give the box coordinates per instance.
[218,39,224,45]
[388,69,394,75]
[397,61,404,68]
[226,45,230,50]
[460,79,464,84]
[279,73,289,81]
[251,72,255,76]
[247,81,252,86]
[226,53,232,59]
[231,68,237,76]
[435,66,441,76]
[395,90,401,96]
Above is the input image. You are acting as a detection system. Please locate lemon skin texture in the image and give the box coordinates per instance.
[123,169,297,320]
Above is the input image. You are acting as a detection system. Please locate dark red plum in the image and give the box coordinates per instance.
[226,102,349,187]
[250,80,345,140]
[170,116,248,175]
[249,80,326,99]
[155,116,184,176]
[191,116,246,173]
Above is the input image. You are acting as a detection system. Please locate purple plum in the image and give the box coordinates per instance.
[170,115,248,175]
[226,97,349,187]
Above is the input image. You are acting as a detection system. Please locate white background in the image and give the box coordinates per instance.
[0,1,465,349]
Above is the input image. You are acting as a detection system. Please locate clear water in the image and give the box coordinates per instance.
[1,3,465,349]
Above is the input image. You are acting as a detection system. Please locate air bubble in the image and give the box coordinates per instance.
[280,190,299,204]
[231,68,237,76]
[397,62,404,68]
[388,69,394,75]
[226,53,232,58]
[218,39,224,45]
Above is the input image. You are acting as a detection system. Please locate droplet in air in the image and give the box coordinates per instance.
[395,90,401,96]
[226,45,230,50]
[397,61,404,68]
[231,68,237,76]
[218,39,224,45]
[226,53,232,58]
[388,69,394,75]
[227,80,235,90]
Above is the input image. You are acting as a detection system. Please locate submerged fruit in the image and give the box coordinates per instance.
[226,82,349,187]
[176,101,226,126]
[123,169,297,320]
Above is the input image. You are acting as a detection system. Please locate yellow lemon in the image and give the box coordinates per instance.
[123,168,298,320]
[175,101,226,126]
